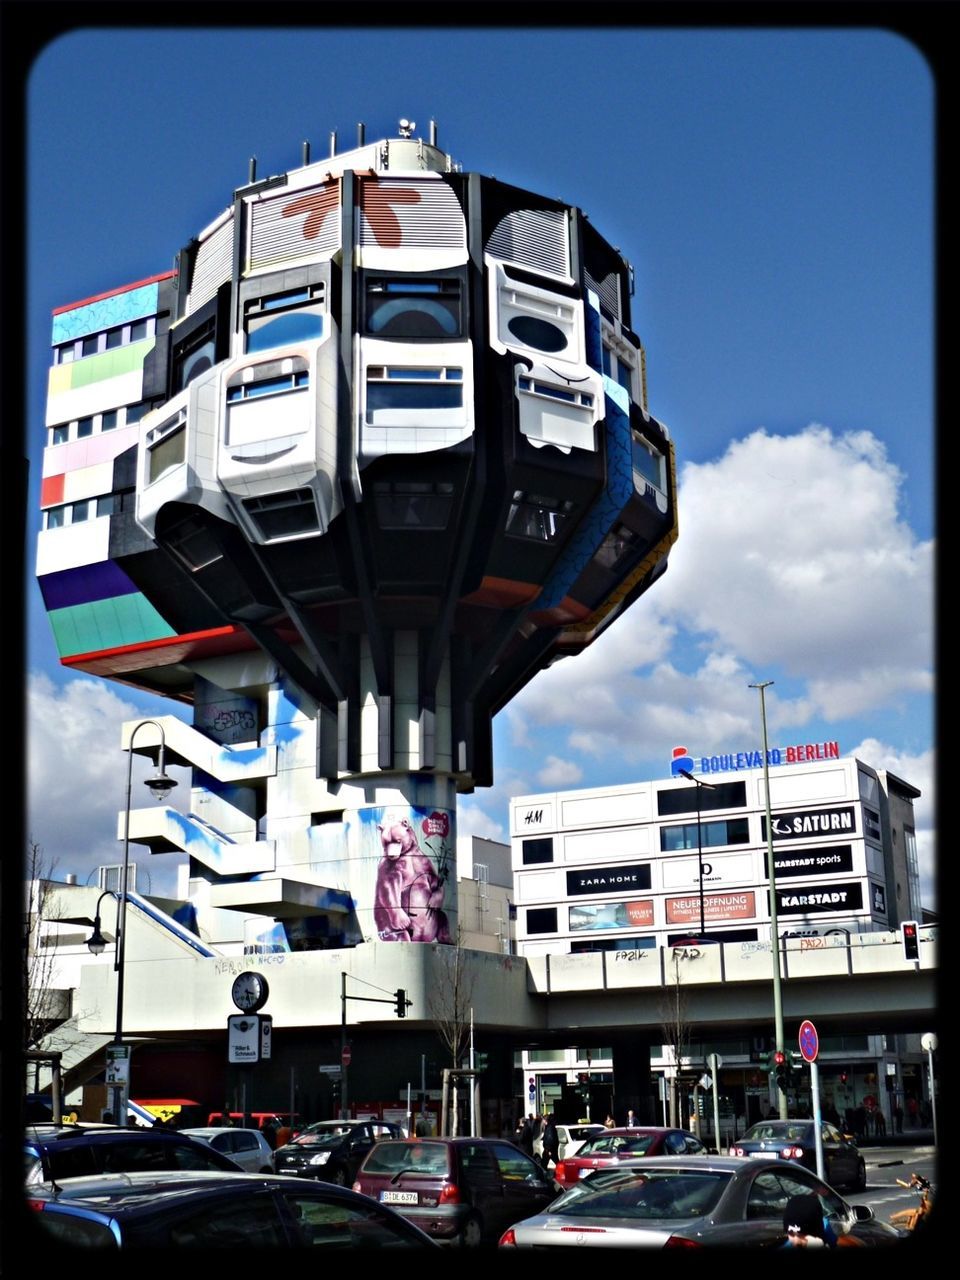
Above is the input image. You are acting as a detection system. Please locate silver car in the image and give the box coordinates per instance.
[181,1127,275,1173]
[498,1155,899,1248]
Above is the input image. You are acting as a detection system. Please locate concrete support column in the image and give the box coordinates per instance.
[609,1036,654,1125]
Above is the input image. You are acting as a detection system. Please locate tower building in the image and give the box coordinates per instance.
[37,121,678,948]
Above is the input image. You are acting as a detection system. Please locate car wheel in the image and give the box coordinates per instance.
[458,1214,483,1248]
[852,1159,867,1192]
[331,1168,348,1186]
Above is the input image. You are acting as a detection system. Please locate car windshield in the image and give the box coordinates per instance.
[577,1133,656,1157]
[361,1143,449,1176]
[552,1170,731,1220]
[742,1123,812,1143]
[292,1126,355,1147]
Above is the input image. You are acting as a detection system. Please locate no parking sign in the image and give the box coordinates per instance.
[798,1019,819,1062]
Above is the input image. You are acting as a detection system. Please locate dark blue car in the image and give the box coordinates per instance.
[26,1170,441,1248]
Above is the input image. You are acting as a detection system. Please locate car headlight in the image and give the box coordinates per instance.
[309,1152,331,1165]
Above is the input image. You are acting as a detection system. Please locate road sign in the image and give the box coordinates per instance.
[798,1019,819,1063]
[228,1014,261,1063]
[341,1045,352,1067]
[105,1044,131,1085]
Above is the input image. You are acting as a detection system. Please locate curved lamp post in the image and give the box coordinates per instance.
[86,719,177,1121]
[678,769,718,937]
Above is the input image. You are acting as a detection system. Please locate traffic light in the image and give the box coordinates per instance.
[394,988,408,1018]
[475,1052,489,1072]
[757,1051,773,1074]
[773,1050,788,1091]
[901,920,920,962]
[840,1070,848,1085]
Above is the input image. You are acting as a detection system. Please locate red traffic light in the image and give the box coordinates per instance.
[902,920,920,962]
[840,1071,848,1084]
[773,1050,785,1066]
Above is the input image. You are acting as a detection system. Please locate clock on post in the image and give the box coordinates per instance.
[231,971,269,1013]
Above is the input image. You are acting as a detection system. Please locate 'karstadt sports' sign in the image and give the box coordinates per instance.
[765,844,855,878]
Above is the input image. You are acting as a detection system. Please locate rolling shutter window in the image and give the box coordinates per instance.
[186,215,234,315]
[584,267,621,322]
[359,179,466,250]
[249,181,341,270]
[486,208,570,280]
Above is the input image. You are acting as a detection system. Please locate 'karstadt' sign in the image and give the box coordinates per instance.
[775,882,864,915]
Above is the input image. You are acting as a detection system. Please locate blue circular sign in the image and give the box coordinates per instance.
[798,1019,819,1063]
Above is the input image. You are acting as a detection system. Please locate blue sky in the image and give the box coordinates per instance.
[18,21,936,905]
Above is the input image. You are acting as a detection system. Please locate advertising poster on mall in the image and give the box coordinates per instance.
[666,890,756,925]
[352,805,457,943]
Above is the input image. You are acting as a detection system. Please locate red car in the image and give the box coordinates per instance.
[553,1127,709,1189]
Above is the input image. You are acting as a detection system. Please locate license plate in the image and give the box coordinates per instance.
[748,1151,769,1159]
[380,1191,418,1205]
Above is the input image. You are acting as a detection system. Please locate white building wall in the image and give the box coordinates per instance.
[510,754,898,958]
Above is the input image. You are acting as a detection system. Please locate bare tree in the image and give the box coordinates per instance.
[658,945,694,1128]
[427,924,476,1134]
[23,840,64,1055]
[427,922,476,1069]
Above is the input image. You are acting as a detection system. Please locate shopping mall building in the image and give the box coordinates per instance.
[508,743,933,1130]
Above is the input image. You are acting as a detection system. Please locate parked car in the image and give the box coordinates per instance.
[729,1120,866,1192]
[24,1123,243,1185]
[533,1123,603,1163]
[26,1170,440,1248]
[498,1155,901,1248]
[353,1137,559,1246]
[181,1127,275,1173]
[553,1127,709,1188]
[273,1119,405,1185]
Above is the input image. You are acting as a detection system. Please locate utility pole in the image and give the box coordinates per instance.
[750,680,787,1120]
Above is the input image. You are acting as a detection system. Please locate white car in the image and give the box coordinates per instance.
[180,1126,275,1173]
[534,1123,604,1162]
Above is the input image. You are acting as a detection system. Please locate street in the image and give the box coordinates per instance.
[858,1140,935,1231]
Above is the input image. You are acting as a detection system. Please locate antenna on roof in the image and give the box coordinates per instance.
[398,118,415,138]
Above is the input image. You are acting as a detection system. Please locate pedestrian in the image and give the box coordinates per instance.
[518,1113,536,1156]
[893,1101,903,1134]
[540,1112,559,1170]
[604,1113,616,1129]
[275,1121,293,1148]
[625,1108,637,1128]
[906,1095,918,1128]
[874,1108,886,1137]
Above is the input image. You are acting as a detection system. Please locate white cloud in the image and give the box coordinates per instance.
[504,425,933,772]
[27,674,187,896]
[536,756,584,788]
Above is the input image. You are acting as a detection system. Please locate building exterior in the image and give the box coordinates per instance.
[36,120,677,957]
[509,747,929,1131]
[510,746,921,956]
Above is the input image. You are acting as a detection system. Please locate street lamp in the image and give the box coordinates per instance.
[749,680,787,1120]
[86,719,176,1122]
[677,769,718,937]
